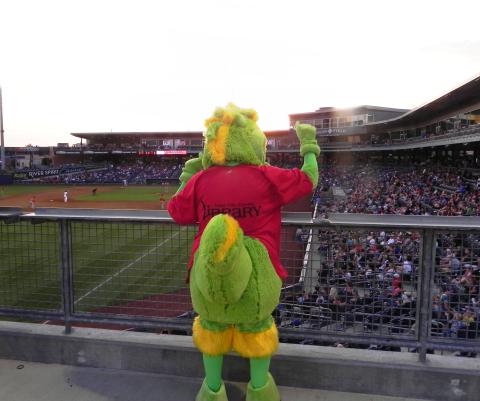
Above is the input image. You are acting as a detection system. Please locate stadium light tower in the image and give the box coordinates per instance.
[0,86,5,171]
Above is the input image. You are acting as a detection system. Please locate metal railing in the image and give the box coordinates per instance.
[1,207,480,362]
[269,125,480,153]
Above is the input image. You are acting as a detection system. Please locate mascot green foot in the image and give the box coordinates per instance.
[197,355,280,401]
[246,357,280,401]
[196,355,228,401]
[195,379,228,401]
[246,373,280,401]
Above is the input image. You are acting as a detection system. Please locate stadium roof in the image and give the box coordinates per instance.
[289,75,480,133]
[290,105,409,119]
[366,74,480,133]
[71,75,480,141]
[71,130,290,141]
[71,131,203,141]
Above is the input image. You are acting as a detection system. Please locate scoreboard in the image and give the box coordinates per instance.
[138,150,188,156]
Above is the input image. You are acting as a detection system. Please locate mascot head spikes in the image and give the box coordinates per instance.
[202,103,267,168]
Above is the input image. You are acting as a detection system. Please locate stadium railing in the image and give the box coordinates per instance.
[268,125,480,152]
[1,207,480,362]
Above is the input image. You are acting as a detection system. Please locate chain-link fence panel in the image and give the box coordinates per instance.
[0,220,61,311]
[277,226,421,346]
[431,231,480,351]
[71,221,196,319]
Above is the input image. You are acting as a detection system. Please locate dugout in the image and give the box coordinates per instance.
[0,174,13,185]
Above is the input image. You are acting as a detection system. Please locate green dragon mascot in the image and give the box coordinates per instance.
[168,104,319,401]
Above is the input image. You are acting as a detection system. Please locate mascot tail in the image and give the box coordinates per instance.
[193,214,252,304]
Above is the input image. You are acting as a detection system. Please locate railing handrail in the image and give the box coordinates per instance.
[2,207,480,230]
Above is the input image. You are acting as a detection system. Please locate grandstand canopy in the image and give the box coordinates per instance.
[367,75,480,133]
[71,130,290,143]
[71,131,202,142]
[289,105,408,121]
[71,75,480,142]
[289,75,480,135]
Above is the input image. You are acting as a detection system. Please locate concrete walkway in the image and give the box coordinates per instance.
[0,359,427,401]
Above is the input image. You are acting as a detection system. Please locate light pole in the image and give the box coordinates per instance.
[0,86,5,171]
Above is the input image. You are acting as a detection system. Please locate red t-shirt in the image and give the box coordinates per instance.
[167,164,313,280]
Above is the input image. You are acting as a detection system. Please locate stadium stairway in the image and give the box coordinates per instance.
[331,186,346,199]
[318,189,334,203]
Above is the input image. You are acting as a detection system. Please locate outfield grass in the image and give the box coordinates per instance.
[0,185,71,197]
[75,185,177,202]
[0,184,178,202]
[0,220,196,314]
[0,221,60,310]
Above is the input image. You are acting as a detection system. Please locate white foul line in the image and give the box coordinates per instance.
[75,230,181,305]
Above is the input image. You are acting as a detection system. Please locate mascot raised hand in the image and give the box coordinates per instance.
[168,104,319,401]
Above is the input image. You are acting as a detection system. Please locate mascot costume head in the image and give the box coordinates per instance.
[168,103,319,401]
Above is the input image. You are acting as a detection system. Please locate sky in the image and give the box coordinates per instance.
[0,0,479,147]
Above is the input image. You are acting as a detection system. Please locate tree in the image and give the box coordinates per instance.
[41,157,52,166]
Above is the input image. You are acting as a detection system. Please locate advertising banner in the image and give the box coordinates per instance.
[13,166,88,180]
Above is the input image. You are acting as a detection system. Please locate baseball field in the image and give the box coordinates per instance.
[0,184,195,319]
[0,184,177,210]
[0,184,306,322]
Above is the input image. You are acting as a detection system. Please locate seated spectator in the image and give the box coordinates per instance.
[402,255,413,280]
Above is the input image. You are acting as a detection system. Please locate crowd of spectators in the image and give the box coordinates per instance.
[279,162,480,354]
[314,165,480,217]
[279,229,420,336]
[434,233,480,355]
[279,226,479,354]
[33,161,183,184]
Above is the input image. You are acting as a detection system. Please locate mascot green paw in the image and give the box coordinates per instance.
[295,123,320,157]
[179,153,204,184]
[195,379,228,401]
[246,373,280,401]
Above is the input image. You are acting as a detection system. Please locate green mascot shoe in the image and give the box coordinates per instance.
[195,379,228,401]
[246,373,280,401]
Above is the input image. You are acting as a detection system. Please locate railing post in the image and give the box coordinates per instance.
[417,228,435,362]
[59,219,74,334]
